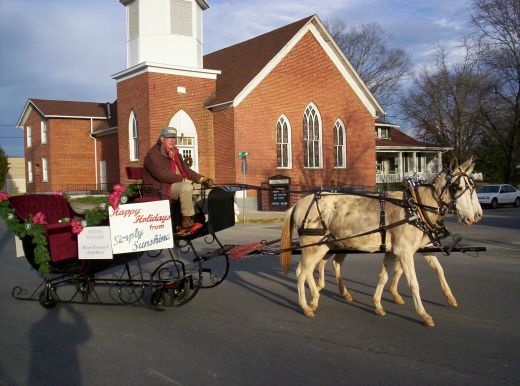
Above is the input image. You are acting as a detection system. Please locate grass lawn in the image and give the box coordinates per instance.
[68,196,107,205]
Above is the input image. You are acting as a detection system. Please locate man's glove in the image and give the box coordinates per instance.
[199,176,215,187]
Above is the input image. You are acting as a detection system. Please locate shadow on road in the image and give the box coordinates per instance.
[28,305,91,386]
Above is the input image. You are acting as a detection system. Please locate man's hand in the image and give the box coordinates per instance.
[199,176,215,187]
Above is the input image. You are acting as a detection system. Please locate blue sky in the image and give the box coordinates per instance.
[0,0,472,156]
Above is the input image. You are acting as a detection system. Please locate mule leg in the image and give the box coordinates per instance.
[398,252,435,327]
[373,253,392,316]
[316,259,327,291]
[423,254,458,307]
[389,259,406,305]
[297,245,329,317]
[331,254,354,302]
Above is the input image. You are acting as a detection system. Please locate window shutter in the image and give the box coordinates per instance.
[171,0,193,37]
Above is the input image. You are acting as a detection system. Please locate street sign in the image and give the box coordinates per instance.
[238,151,249,157]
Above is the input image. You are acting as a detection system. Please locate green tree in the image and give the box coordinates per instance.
[0,147,9,190]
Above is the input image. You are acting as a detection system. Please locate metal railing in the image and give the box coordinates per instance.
[376,172,438,184]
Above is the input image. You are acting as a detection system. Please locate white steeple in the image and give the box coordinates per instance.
[119,0,209,69]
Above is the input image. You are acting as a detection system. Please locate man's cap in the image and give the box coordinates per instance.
[160,127,177,138]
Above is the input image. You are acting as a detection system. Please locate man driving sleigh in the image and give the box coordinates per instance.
[143,126,214,234]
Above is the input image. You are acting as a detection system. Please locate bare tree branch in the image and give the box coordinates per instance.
[324,19,410,110]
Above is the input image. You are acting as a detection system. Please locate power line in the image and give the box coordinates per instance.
[0,136,23,139]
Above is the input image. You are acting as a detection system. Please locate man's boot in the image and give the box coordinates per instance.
[181,216,194,228]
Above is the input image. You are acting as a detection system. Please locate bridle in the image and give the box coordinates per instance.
[432,168,476,215]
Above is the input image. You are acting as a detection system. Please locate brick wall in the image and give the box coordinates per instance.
[97,133,120,186]
[234,31,376,193]
[23,109,98,193]
[116,72,216,184]
[212,107,236,183]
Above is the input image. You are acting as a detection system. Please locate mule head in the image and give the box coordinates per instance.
[435,157,482,225]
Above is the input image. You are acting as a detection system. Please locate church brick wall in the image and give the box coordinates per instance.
[212,107,236,183]
[234,31,376,193]
[116,72,216,184]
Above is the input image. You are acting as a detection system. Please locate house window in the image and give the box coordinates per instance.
[303,103,322,168]
[375,127,390,139]
[27,161,33,183]
[129,112,139,161]
[41,120,47,144]
[26,126,32,148]
[276,115,292,168]
[333,119,346,168]
[42,157,48,182]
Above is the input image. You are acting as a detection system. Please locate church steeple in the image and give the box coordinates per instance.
[119,0,209,69]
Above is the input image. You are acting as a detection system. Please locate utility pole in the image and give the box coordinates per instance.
[238,151,248,223]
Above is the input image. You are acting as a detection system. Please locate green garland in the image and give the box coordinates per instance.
[0,184,141,276]
[0,200,51,275]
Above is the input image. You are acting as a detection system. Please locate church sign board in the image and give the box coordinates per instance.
[268,175,291,211]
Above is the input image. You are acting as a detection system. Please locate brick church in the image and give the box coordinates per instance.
[18,0,384,207]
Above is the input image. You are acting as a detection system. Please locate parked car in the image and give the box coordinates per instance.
[476,184,520,209]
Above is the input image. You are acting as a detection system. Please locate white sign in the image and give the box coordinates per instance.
[78,226,113,259]
[108,200,174,254]
[14,236,25,258]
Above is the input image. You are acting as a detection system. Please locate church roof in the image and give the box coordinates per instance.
[204,15,383,117]
[204,16,314,107]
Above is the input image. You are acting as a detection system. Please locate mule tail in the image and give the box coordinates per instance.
[280,206,295,276]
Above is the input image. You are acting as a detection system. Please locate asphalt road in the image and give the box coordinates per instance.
[0,207,519,385]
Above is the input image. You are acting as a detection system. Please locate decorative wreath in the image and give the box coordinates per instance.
[0,184,139,276]
[183,155,193,167]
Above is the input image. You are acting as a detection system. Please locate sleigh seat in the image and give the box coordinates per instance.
[9,194,84,267]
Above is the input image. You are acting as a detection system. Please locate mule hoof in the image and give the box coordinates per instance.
[375,308,386,317]
[304,309,315,317]
[447,296,458,307]
[343,293,354,303]
[424,318,435,327]
[392,294,405,305]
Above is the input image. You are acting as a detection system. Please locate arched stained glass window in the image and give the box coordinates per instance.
[129,111,139,161]
[333,119,346,168]
[276,115,292,168]
[303,103,322,168]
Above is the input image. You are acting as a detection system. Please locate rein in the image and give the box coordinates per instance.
[286,168,475,254]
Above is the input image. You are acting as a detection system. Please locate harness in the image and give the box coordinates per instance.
[294,168,475,253]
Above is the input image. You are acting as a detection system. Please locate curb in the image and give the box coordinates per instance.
[236,218,284,224]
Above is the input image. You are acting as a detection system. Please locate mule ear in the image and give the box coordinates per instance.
[460,156,475,174]
[450,158,459,172]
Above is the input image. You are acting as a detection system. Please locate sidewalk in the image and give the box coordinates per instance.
[234,209,285,223]
[70,203,286,223]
